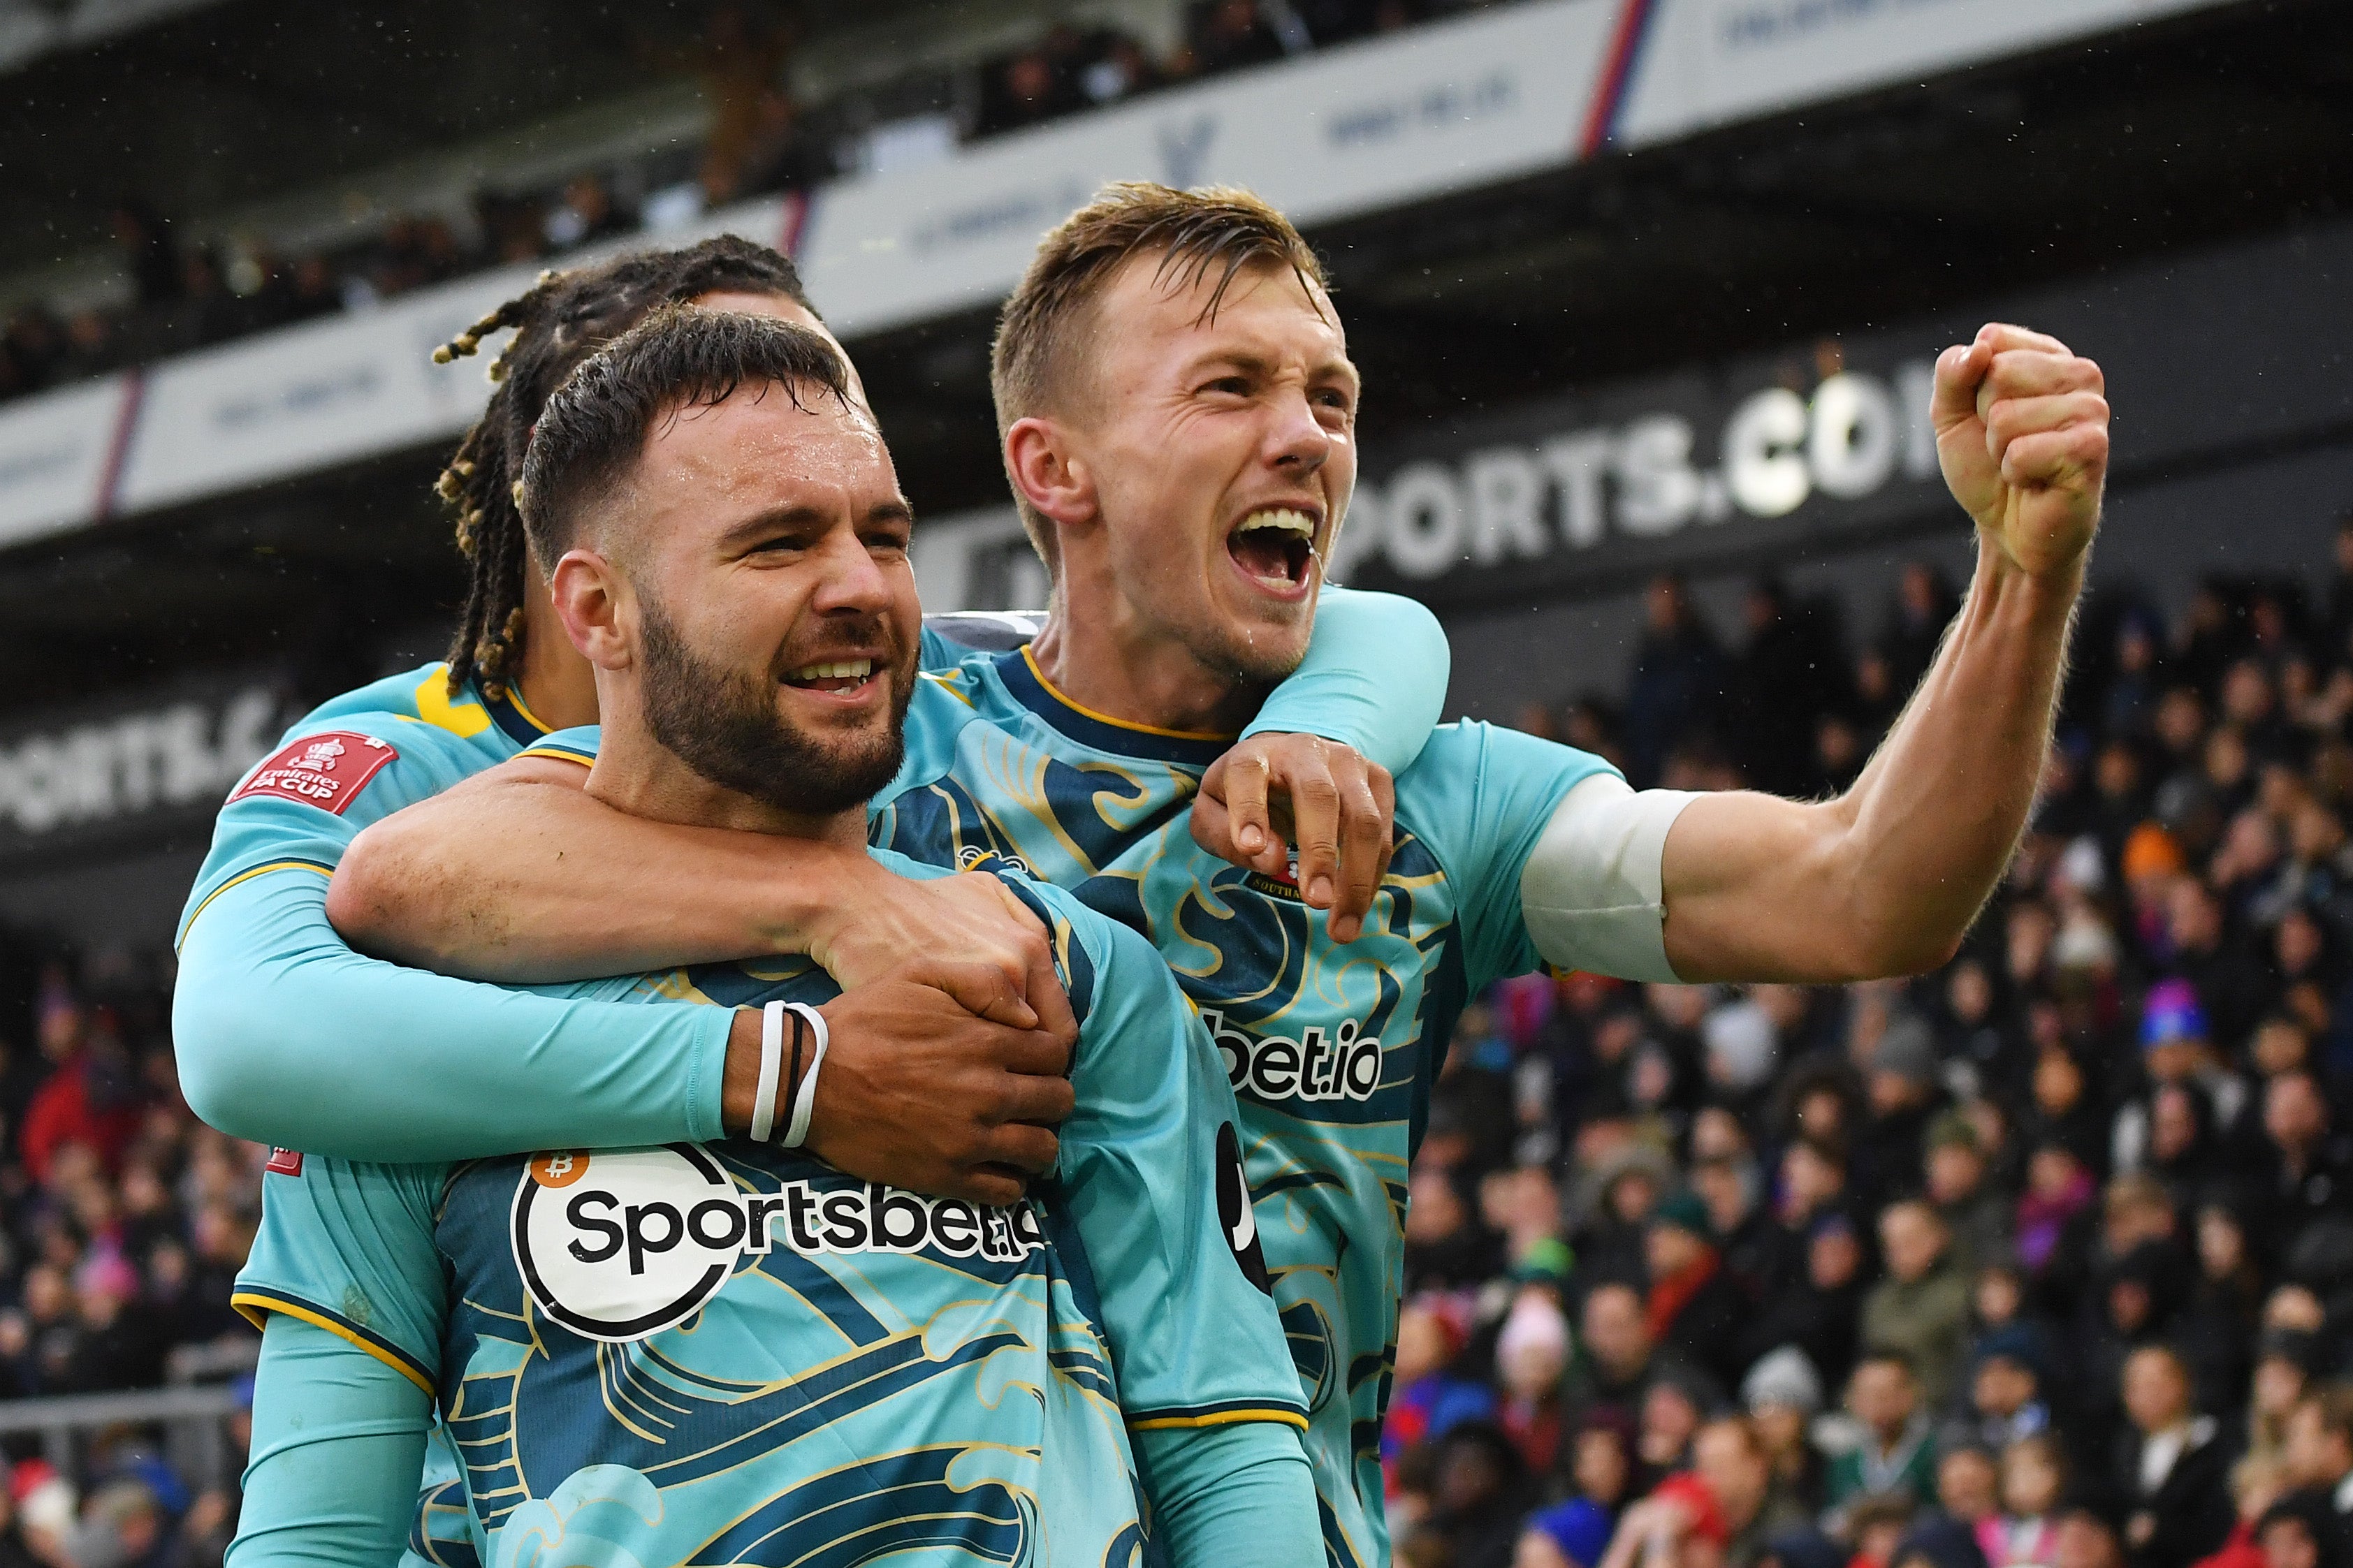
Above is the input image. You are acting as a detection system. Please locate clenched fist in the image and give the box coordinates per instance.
[1933,323,2109,578]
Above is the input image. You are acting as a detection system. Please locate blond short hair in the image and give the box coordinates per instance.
[989,182,1330,574]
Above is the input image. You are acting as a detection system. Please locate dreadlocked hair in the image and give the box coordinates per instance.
[432,236,816,698]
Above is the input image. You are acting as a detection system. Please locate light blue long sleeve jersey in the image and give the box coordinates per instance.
[187,589,1445,1568]
[228,797,1317,1565]
[171,586,1448,1164]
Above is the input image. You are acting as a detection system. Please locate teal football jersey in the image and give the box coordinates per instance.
[877,651,1610,1567]
[542,651,1612,1566]
[180,661,553,1568]
[189,638,1031,1568]
[233,831,1304,1565]
[175,661,555,947]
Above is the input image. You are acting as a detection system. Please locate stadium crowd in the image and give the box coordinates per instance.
[0,949,258,1567]
[6,518,2353,1561]
[1392,521,2353,1568]
[0,0,1455,409]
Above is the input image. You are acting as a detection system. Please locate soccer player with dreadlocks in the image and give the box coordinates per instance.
[226,307,1323,1566]
[173,233,1450,1554]
[176,237,1098,1194]
[177,232,1447,1175]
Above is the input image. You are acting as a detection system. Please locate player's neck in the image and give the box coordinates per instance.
[1026,578,1267,740]
[585,698,868,851]
[516,582,600,731]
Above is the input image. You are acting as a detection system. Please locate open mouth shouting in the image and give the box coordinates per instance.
[1226,506,1322,598]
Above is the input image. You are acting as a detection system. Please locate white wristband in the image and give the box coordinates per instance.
[781,1002,829,1150]
[748,1001,785,1143]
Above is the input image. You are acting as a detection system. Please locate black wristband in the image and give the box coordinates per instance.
[779,1008,806,1143]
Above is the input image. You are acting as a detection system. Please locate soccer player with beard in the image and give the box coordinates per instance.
[325,182,2113,1567]
[174,233,1442,1564]
[226,310,1317,1565]
[174,237,1443,1194]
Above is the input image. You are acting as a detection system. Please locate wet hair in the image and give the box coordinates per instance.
[430,235,815,697]
[988,181,1330,574]
[516,307,852,571]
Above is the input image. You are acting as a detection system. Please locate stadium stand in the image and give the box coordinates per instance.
[1395,529,2353,1568]
[6,529,2353,1559]
[0,0,2348,1558]
[0,0,1459,408]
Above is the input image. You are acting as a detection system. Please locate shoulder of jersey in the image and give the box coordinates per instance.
[291,661,493,736]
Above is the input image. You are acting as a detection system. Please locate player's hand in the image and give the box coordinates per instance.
[1932,323,2108,578]
[810,864,1078,1046]
[803,981,1075,1207]
[1191,733,1396,942]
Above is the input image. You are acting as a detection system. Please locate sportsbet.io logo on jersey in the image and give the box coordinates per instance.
[509,1145,1047,1342]
[1202,1009,1383,1106]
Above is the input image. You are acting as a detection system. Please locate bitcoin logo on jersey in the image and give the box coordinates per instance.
[1202,1009,1383,1106]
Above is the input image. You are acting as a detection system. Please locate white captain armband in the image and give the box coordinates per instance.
[1517,774,1698,983]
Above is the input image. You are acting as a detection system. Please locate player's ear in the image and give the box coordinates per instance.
[1004,416,1096,531]
[548,548,632,671]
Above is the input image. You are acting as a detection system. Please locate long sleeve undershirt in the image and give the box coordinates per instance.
[172,589,1448,1163]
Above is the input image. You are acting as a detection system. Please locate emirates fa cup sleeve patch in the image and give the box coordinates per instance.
[231,731,398,815]
[1217,1122,1272,1296]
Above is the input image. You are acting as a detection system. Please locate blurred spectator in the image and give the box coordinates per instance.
[737,89,827,198]
[1826,1352,1939,1522]
[1988,1435,2069,1568]
[1862,1202,1969,1410]
[2116,1344,2234,1568]
[1626,575,1728,789]
[1881,564,1959,694]
[1192,0,1288,73]
[542,177,627,252]
[1499,1290,1575,1474]
[1646,1192,1749,1390]
[2251,1491,2334,1568]
[694,3,794,203]
[1727,580,1851,797]
[1566,1280,1691,1431]
[1386,1293,1496,1490]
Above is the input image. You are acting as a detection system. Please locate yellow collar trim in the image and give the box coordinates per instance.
[1018,647,1239,743]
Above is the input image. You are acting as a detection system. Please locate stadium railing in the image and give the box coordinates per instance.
[0,1339,259,1491]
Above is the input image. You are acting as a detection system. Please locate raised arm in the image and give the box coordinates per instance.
[1659,323,2106,982]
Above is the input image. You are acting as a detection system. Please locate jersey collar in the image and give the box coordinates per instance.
[993,647,1234,768]
[479,681,554,747]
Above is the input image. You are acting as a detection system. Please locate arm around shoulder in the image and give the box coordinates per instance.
[175,867,733,1159]
[1248,585,1448,777]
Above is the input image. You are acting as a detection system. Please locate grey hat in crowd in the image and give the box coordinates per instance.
[1873,1013,1938,1087]
[1742,1344,1825,1416]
